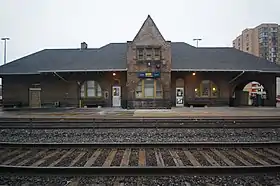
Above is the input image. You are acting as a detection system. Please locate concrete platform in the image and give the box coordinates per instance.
[1,107,280,119]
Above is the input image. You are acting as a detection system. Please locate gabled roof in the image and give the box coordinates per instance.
[1,42,280,75]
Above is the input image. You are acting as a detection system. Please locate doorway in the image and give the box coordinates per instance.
[232,81,266,106]
[29,88,41,108]
[112,86,121,107]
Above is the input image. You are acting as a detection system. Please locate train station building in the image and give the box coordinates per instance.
[1,15,280,109]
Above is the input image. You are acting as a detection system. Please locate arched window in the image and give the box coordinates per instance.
[135,79,162,98]
[195,80,218,97]
[80,81,102,98]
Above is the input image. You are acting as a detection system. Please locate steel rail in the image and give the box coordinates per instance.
[1,123,280,129]
[0,165,279,175]
[1,117,280,129]
[1,116,280,123]
[1,141,280,148]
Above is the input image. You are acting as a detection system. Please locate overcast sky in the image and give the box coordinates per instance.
[0,0,279,63]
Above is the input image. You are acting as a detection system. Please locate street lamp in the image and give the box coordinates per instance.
[1,37,10,64]
[193,38,202,47]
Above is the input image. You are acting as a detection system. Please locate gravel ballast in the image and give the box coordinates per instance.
[1,174,280,185]
[1,128,280,143]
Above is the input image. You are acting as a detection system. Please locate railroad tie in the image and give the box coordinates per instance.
[120,148,131,166]
[184,150,201,166]
[2,150,32,165]
[16,149,48,166]
[49,149,75,167]
[199,151,220,166]
[211,149,235,166]
[138,149,146,166]
[0,149,21,162]
[228,151,252,166]
[84,149,102,167]
[169,150,184,166]
[155,149,165,167]
[103,149,117,167]
[251,148,280,164]
[69,151,86,166]
[264,148,280,158]
[31,150,61,167]
[238,149,270,166]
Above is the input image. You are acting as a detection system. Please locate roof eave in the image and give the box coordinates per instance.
[0,72,40,75]
[38,69,128,73]
[171,69,280,73]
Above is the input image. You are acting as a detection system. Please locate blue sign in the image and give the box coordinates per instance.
[138,72,160,78]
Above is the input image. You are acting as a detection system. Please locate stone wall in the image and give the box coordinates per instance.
[126,16,172,108]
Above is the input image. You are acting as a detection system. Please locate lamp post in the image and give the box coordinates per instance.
[1,37,10,64]
[193,38,202,47]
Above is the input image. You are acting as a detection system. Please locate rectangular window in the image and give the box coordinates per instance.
[144,79,154,97]
[136,83,142,98]
[145,48,152,60]
[154,48,161,60]
[87,89,96,97]
[201,80,210,97]
[87,81,96,97]
[97,85,102,97]
[156,80,162,97]
[137,48,144,60]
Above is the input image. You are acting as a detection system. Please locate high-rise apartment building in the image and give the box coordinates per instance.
[233,24,279,63]
[278,27,280,63]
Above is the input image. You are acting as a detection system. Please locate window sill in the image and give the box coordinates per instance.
[81,97,103,99]
[136,59,162,62]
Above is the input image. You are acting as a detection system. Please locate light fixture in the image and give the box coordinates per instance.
[113,72,116,76]
[212,87,216,91]
[192,72,196,76]
[195,88,198,92]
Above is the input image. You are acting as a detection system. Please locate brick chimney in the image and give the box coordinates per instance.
[81,42,88,49]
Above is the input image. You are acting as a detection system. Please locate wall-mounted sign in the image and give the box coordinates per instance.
[138,72,160,78]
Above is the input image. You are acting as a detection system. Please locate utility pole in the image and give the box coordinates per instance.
[193,38,202,47]
[1,37,10,64]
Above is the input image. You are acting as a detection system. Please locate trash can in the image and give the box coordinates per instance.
[256,94,262,107]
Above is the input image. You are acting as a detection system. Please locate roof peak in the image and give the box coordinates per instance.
[132,15,165,45]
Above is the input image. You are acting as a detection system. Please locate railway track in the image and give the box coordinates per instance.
[2,117,280,129]
[1,142,280,175]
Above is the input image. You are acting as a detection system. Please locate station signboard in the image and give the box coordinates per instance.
[138,72,160,78]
